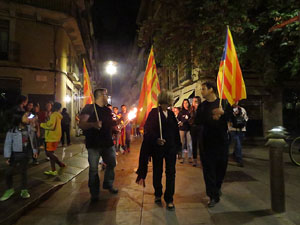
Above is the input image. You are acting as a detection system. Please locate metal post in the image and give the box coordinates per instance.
[266,126,287,213]
[110,75,113,105]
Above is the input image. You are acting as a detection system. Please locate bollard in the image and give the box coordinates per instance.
[265,126,287,213]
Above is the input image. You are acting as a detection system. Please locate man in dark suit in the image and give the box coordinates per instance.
[136,90,181,211]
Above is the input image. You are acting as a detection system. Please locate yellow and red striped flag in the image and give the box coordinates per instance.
[83,59,93,105]
[217,27,246,106]
[136,46,161,127]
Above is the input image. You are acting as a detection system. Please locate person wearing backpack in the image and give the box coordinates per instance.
[228,104,248,167]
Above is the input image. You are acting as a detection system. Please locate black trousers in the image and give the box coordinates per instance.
[61,125,70,145]
[202,144,229,200]
[190,126,203,160]
[6,153,28,189]
[152,147,177,203]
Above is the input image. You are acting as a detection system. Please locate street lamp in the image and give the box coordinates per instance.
[105,61,117,104]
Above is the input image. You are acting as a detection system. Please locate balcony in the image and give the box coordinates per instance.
[7,0,76,16]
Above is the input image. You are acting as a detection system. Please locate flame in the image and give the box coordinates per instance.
[128,109,137,121]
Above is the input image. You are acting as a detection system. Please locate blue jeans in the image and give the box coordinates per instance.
[87,146,116,198]
[180,130,192,158]
[230,131,245,162]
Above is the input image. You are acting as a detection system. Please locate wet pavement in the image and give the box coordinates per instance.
[1,136,300,225]
[0,137,89,225]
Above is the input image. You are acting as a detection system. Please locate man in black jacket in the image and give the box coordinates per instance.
[136,90,181,210]
[195,81,230,208]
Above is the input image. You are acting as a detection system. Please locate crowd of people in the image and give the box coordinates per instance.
[0,82,248,211]
[0,90,136,202]
[0,96,72,201]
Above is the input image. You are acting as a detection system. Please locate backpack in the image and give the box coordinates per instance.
[232,111,247,129]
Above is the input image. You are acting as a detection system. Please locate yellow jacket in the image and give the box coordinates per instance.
[41,111,63,142]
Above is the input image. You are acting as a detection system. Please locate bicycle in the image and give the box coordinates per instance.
[289,135,300,166]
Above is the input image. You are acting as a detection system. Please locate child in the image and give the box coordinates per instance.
[40,102,65,176]
[0,111,38,201]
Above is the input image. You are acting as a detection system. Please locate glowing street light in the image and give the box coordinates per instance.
[105,61,117,104]
[105,61,117,75]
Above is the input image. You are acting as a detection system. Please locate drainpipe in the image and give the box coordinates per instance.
[53,26,58,101]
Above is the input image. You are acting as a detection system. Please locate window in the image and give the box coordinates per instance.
[0,20,9,60]
[171,68,179,89]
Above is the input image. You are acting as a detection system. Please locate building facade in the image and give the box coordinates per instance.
[0,0,96,135]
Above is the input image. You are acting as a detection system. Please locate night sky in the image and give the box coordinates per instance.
[92,0,141,107]
[92,0,141,61]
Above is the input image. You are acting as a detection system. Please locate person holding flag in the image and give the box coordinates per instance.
[195,81,230,208]
[79,88,118,201]
[196,27,247,208]
[136,90,181,211]
[79,60,118,202]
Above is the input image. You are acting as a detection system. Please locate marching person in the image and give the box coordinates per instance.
[136,90,181,210]
[228,103,248,167]
[79,88,118,202]
[195,81,230,208]
[41,102,66,176]
[189,96,202,167]
[120,105,132,153]
[112,107,122,152]
[178,99,193,164]
[61,108,71,146]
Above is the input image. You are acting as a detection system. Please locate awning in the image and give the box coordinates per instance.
[173,96,179,106]
[174,90,195,107]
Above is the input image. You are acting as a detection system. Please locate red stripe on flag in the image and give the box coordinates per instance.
[227,35,232,51]
[152,92,157,101]
[225,55,233,74]
[217,74,226,99]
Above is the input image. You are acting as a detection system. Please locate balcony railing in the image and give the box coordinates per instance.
[7,0,75,16]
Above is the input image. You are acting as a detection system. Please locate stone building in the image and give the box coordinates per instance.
[0,0,96,135]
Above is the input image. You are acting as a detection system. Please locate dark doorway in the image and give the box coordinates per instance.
[283,89,300,135]
[239,96,263,137]
[0,77,21,110]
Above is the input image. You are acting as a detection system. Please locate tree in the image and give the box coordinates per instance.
[138,0,300,84]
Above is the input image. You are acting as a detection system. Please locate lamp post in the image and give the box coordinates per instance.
[105,61,117,104]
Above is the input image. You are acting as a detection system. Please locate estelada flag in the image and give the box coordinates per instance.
[83,59,93,105]
[217,27,246,105]
[136,46,161,127]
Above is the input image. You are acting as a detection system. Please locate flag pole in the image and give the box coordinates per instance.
[158,105,163,140]
[84,59,100,122]
[91,92,100,122]
[219,60,226,108]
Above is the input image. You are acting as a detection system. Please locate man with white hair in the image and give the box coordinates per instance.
[136,90,181,210]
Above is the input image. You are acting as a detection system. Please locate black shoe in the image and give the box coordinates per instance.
[90,195,99,202]
[154,196,161,203]
[208,198,220,208]
[166,202,175,211]
[237,161,244,167]
[32,160,39,165]
[103,187,118,194]
[218,190,222,197]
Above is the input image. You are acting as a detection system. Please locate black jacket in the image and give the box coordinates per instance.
[195,99,231,148]
[178,108,191,131]
[136,107,181,179]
